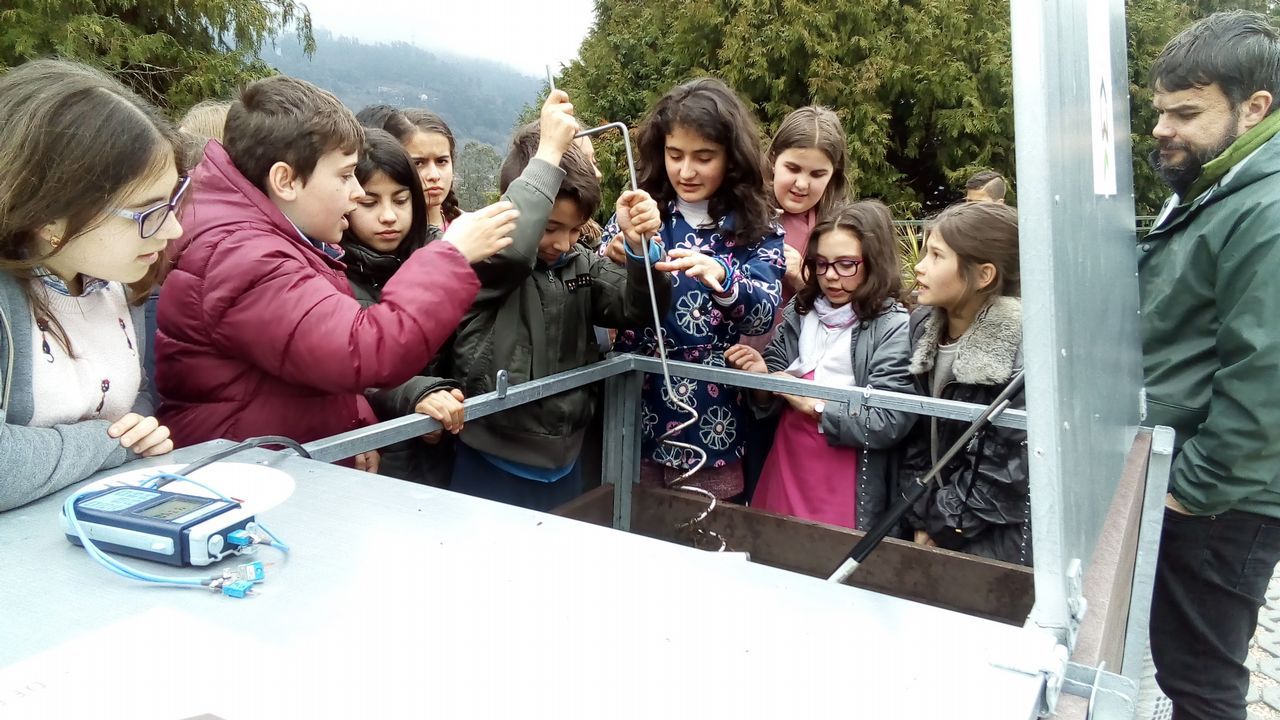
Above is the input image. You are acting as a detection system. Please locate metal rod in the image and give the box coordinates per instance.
[827,371,1026,583]
[301,356,633,463]
[574,123,640,192]
[603,370,644,532]
[303,354,1027,463]
[568,121,719,548]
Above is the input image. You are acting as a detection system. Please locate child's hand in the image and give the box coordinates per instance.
[615,190,661,250]
[783,244,805,291]
[602,234,627,265]
[108,413,174,457]
[444,201,519,263]
[772,371,822,419]
[656,249,728,293]
[415,388,466,436]
[535,89,578,165]
[354,450,381,474]
[725,344,767,374]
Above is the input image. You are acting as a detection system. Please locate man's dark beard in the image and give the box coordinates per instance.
[1148,122,1239,198]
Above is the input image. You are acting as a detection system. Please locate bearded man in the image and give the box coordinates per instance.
[1140,10,1280,720]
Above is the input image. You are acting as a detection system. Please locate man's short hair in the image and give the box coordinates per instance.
[965,170,1007,201]
[1152,10,1280,111]
[499,121,601,221]
[224,75,364,193]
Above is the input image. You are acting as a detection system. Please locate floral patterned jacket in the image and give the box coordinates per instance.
[610,205,785,471]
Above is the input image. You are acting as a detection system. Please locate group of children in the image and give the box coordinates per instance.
[0,59,1030,566]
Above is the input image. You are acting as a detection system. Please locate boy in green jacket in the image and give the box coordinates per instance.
[449,98,672,511]
[1142,11,1280,719]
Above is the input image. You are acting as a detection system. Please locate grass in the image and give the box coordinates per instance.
[895,222,923,297]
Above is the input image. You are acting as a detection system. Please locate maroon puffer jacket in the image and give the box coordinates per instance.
[155,141,478,447]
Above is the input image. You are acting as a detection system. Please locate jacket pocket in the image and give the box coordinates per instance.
[1145,399,1206,445]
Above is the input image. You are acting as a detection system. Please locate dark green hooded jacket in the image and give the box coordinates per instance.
[1139,111,1280,517]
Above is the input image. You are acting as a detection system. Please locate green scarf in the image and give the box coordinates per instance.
[1184,109,1280,202]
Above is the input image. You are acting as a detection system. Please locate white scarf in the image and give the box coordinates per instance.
[784,297,858,385]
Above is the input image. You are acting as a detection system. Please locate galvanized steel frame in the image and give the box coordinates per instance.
[297,346,1158,720]
[1010,0,1146,657]
[301,353,1028,466]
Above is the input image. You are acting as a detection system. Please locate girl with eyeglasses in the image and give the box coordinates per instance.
[0,59,184,511]
[725,201,915,529]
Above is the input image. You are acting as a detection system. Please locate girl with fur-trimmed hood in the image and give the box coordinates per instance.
[899,202,1030,566]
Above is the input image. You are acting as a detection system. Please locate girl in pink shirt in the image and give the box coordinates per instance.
[740,106,850,353]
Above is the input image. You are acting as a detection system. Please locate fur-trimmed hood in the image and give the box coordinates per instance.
[909,296,1022,385]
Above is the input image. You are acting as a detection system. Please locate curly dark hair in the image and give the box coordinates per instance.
[794,200,903,320]
[635,77,773,246]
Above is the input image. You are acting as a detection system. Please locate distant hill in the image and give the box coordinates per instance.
[263,29,541,150]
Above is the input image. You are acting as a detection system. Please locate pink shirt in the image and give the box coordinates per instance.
[752,370,860,528]
[737,209,816,353]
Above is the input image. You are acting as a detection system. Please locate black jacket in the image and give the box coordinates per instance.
[897,297,1031,566]
[341,229,457,485]
[453,241,671,469]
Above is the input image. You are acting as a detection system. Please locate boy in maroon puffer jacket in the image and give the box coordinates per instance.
[155,75,521,470]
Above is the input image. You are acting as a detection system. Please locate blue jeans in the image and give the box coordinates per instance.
[1151,507,1280,720]
[450,443,583,513]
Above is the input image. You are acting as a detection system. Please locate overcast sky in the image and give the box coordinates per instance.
[297,0,598,77]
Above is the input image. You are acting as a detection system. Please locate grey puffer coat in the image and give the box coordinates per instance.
[753,299,916,531]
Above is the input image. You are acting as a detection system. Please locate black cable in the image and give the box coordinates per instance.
[161,435,310,484]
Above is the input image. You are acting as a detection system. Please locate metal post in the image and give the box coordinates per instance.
[1121,425,1174,682]
[602,370,643,531]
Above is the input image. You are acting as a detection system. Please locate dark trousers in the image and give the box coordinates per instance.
[1151,507,1280,720]
[737,413,778,505]
[143,291,160,382]
[450,443,583,513]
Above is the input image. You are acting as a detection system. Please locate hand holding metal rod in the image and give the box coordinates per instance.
[574,117,723,551]
[827,370,1027,583]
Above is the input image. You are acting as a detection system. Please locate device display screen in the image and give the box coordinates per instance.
[137,497,209,521]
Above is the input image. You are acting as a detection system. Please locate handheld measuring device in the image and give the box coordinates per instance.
[62,484,258,567]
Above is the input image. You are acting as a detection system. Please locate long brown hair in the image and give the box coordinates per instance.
[767,106,849,221]
[795,200,902,320]
[398,108,463,223]
[635,77,774,246]
[0,59,185,352]
[925,202,1021,298]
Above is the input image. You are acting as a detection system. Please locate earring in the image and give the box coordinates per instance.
[48,234,63,250]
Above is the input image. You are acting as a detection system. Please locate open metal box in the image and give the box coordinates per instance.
[304,0,1165,714]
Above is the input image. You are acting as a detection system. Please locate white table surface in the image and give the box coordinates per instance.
[0,442,1050,719]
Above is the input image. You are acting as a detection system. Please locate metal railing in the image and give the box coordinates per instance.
[893,217,1159,234]
[303,352,1028,466]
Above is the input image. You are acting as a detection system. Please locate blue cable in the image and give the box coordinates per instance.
[63,489,211,587]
